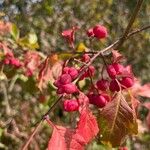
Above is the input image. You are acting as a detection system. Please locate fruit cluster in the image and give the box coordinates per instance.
[53,25,135,112]
[87,63,134,108]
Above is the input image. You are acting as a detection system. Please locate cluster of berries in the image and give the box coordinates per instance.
[106,63,134,92]
[3,52,22,68]
[54,67,79,94]
[56,25,134,112]
[87,63,134,108]
[54,67,80,112]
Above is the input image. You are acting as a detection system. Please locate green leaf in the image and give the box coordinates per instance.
[10,24,20,41]
[18,33,39,49]
[99,93,138,147]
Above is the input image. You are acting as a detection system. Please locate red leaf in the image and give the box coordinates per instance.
[38,55,62,91]
[62,26,78,48]
[23,51,41,76]
[143,102,150,110]
[76,109,99,144]
[138,83,150,98]
[47,109,99,150]
[47,94,99,150]
[48,125,85,150]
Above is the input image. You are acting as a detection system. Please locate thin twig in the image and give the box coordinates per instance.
[8,74,19,92]
[127,25,150,38]
[116,0,144,49]
[32,95,63,127]
[22,121,42,150]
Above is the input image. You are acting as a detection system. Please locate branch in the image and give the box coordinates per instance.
[127,25,150,38]
[115,0,144,49]
[22,121,42,150]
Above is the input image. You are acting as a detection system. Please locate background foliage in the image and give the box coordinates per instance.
[0,0,150,150]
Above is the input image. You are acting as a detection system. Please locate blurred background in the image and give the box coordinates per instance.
[0,0,150,150]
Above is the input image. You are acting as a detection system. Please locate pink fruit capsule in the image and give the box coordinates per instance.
[96,79,109,91]
[63,100,79,112]
[62,83,78,94]
[120,77,134,88]
[109,80,120,92]
[93,25,108,39]
[107,65,117,79]
[59,74,72,84]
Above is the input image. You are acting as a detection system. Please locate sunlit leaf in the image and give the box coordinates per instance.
[77,43,87,52]
[28,32,38,44]
[99,93,138,147]
[10,24,20,41]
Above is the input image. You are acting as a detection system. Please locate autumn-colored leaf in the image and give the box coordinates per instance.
[99,93,138,147]
[10,23,20,40]
[0,21,11,35]
[48,125,85,150]
[23,51,41,77]
[38,55,62,91]
[76,109,99,144]
[48,94,99,150]
[77,43,88,52]
[138,83,150,98]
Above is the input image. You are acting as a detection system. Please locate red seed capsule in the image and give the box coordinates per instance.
[107,65,117,79]
[120,77,134,88]
[62,83,78,94]
[59,74,72,85]
[68,67,78,80]
[96,79,109,91]
[94,95,107,108]
[93,25,108,39]
[109,80,120,92]
[112,63,124,74]
[63,100,79,112]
